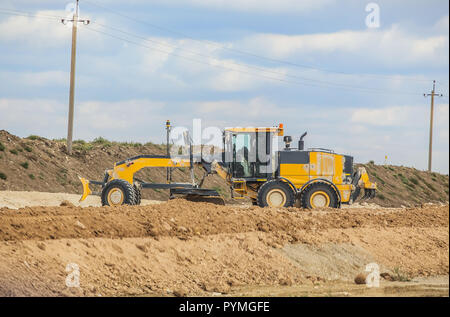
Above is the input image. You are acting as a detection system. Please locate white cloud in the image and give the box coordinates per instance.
[0,71,68,87]
[350,105,424,126]
[77,99,165,131]
[240,25,449,67]
[196,97,292,119]
[179,0,333,13]
[434,15,449,34]
[0,10,101,49]
[108,0,334,14]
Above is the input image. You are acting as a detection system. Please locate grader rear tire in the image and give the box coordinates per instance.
[101,179,136,206]
[301,182,339,209]
[257,180,295,208]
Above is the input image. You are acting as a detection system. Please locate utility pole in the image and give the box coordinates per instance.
[62,0,89,155]
[424,80,443,172]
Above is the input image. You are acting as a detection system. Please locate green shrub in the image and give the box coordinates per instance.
[369,160,375,165]
[26,135,41,140]
[0,172,6,180]
[409,177,419,185]
[9,149,18,155]
[93,137,109,144]
[0,142,5,151]
[28,174,35,179]
[377,193,385,200]
[424,181,435,191]
[20,162,29,169]
[392,267,411,282]
[24,146,32,152]
[73,140,93,151]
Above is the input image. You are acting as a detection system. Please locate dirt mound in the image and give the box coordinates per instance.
[0,199,448,242]
[0,200,447,296]
[0,130,448,208]
[361,163,449,207]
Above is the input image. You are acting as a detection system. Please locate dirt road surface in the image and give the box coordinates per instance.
[0,191,161,209]
[0,191,448,297]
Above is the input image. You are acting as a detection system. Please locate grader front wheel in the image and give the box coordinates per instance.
[101,179,137,206]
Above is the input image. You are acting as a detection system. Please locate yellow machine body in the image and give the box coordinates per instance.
[79,121,376,209]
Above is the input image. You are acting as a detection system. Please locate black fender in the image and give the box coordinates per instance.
[276,177,298,195]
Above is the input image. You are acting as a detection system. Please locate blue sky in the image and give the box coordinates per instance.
[0,0,448,173]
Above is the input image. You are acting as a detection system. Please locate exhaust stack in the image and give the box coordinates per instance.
[298,131,307,150]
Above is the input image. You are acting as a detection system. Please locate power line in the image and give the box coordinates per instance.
[91,21,425,95]
[86,26,425,95]
[0,8,64,21]
[83,0,438,84]
[0,7,441,96]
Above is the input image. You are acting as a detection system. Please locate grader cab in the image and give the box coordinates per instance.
[213,124,376,208]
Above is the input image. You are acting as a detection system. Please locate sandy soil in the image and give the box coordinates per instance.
[0,190,161,209]
[0,191,448,297]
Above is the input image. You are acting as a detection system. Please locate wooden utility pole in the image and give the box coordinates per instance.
[62,0,89,154]
[424,80,443,172]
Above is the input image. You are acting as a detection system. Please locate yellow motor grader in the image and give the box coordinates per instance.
[79,121,376,209]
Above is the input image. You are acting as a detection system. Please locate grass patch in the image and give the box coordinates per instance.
[375,175,385,185]
[73,140,93,151]
[92,137,109,144]
[409,177,419,185]
[397,173,412,187]
[392,268,411,282]
[23,146,32,152]
[118,141,143,148]
[28,174,35,180]
[0,142,5,151]
[368,160,375,165]
[20,162,29,169]
[0,172,6,180]
[377,193,385,200]
[424,181,436,191]
[26,135,41,140]
[9,149,18,155]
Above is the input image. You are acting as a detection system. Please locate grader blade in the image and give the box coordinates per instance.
[362,188,376,200]
[185,195,226,205]
[170,188,225,205]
